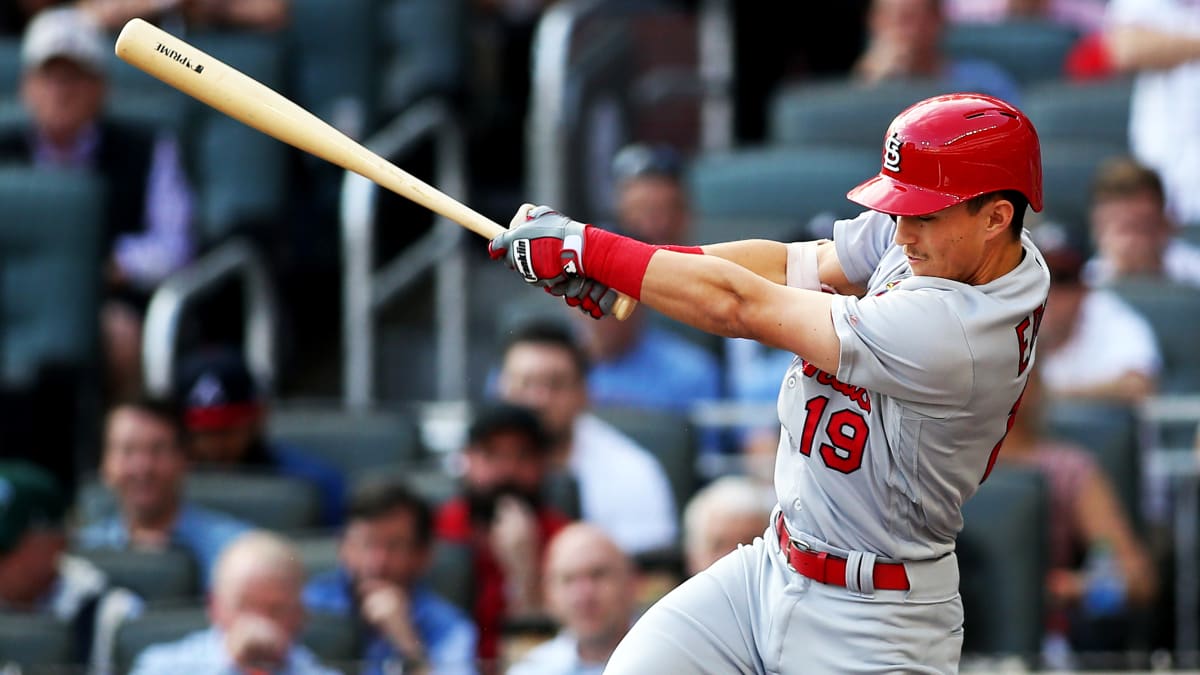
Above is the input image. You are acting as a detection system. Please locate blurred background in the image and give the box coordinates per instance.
[2,0,1200,672]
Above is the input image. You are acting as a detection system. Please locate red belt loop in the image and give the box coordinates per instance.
[775,512,910,591]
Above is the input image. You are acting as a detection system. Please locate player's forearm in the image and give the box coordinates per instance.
[700,240,789,284]
[1106,26,1200,71]
[641,251,840,373]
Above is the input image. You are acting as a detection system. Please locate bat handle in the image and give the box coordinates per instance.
[611,294,637,321]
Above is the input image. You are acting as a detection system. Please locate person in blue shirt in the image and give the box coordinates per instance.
[132,530,339,675]
[173,346,347,527]
[304,476,478,675]
[74,397,251,591]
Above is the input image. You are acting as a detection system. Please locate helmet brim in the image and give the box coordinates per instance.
[846,173,967,217]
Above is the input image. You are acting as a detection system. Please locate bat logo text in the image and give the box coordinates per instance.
[155,43,205,73]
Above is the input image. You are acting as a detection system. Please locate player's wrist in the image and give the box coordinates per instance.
[583,227,702,300]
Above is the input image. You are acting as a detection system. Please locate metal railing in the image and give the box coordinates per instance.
[342,98,467,408]
[528,0,734,211]
[142,237,280,398]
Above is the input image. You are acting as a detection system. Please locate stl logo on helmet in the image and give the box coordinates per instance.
[883,132,903,173]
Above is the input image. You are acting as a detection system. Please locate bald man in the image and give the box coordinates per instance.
[683,476,774,577]
[507,524,637,675]
[132,531,339,674]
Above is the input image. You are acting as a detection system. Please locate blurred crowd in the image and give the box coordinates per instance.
[3,0,1200,673]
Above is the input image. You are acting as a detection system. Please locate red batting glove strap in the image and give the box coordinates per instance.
[582,228,704,300]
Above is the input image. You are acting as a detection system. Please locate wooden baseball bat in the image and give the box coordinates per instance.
[113,18,637,320]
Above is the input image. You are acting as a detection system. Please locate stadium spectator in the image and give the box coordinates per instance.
[436,402,571,667]
[131,530,338,674]
[75,397,252,590]
[998,369,1157,663]
[853,0,1022,103]
[506,523,637,675]
[495,320,678,555]
[1036,239,1162,404]
[304,477,477,675]
[0,7,194,399]
[1106,0,1200,226]
[1083,157,1200,289]
[0,461,142,674]
[682,476,773,577]
[173,347,346,526]
[610,143,690,245]
[79,0,289,32]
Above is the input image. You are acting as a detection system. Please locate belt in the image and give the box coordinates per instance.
[775,512,910,591]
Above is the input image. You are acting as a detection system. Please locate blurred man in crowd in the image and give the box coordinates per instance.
[0,7,195,399]
[495,320,677,555]
[0,461,142,674]
[75,397,251,590]
[174,347,346,526]
[507,523,638,674]
[854,0,1020,102]
[305,477,477,675]
[610,143,691,246]
[436,402,572,666]
[682,476,773,577]
[78,0,288,32]
[132,530,339,674]
[1084,157,1200,288]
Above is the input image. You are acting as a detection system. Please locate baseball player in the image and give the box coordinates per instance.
[489,93,1049,673]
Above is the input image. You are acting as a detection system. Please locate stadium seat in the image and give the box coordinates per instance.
[114,604,209,672]
[593,406,697,523]
[0,613,74,672]
[301,612,362,666]
[428,540,475,615]
[186,470,323,532]
[1042,400,1141,525]
[378,0,468,114]
[268,406,423,482]
[72,548,201,602]
[0,167,103,384]
[768,78,955,148]
[0,37,20,97]
[1107,279,1200,396]
[1039,139,1127,254]
[942,20,1080,87]
[184,31,289,243]
[287,0,379,136]
[687,146,879,245]
[1024,78,1132,150]
[295,533,341,579]
[957,466,1048,660]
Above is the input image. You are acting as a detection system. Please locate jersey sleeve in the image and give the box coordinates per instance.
[831,288,975,409]
[832,210,897,287]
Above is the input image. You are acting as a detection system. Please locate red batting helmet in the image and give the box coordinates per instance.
[847,93,1043,217]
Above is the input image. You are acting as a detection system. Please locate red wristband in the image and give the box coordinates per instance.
[583,228,703,300]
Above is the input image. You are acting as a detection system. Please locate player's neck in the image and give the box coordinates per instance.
[966,239,1025,286]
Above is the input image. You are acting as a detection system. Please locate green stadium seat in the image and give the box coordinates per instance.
[427,540,475,615]
[942,20,1080,87]
[1024,78,1132,150]
[268,406,423,480]
[1107,279,1200,396]
[0,613,74,672]
[186,470,323,532]
[957,466,1048,660]
[769,79,955,148]
[72,548,201,602]
[687,146,879,245]
[593,406,697,526]
[0,167,104,383]
[295,533,341,579]
[1042,400,1141,525]
[184,31,288,243]
[1039,139,1126,254]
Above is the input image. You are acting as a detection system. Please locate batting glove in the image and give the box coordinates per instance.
[489,204,588,289]
[545,276,619,319]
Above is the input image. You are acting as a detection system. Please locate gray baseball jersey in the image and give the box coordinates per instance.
[776,209,1050,561]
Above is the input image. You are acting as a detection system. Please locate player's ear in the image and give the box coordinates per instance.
[983,198,1014,241]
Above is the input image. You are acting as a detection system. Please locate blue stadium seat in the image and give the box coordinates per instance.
[1039,139,1127,254]
[267,406,423,482]
[0,37,20,96]
[769,78,956,148]
[942,20,1080,87]
[957,466,1048,660]
[593,406,697,524]
[378,0,468,113]
[1106,279,1200,396]
[72,548,201,602]
[1043,400,1141,525]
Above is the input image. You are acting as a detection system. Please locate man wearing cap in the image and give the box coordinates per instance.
[174,347,347,526]
[76,397,252,591]
[434,402,573,665]
[0,460,142,673]
[0,6,195,399]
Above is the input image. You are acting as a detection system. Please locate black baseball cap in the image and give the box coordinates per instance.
[173,347,263,430]
[467,403,549,452]
[0,461,65,553]
[612,143,684,182]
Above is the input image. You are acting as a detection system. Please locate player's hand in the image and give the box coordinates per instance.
[545,276,618,319]
[489,204,588,290]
